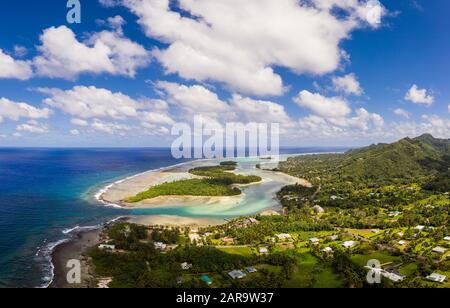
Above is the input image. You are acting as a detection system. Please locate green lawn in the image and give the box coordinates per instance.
[399,263,418,276]
[217,246,254,256]
[352,252,400,267]
[284,252,342,288]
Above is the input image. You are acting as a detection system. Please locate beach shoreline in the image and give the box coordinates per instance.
[48,153,319,288]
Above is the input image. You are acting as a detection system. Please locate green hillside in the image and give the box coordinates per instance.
[280,134,450,190]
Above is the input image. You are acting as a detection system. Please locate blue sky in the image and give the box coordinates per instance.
[0,0,449,147]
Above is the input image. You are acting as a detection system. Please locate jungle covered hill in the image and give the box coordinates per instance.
[279,134,450,191]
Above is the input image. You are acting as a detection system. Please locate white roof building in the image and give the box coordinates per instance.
[432,247,447,254]
[444,236,450,241]
[275,233,293,241]
[342,241,356,248]
[189,233,202,243]
[414,225,425,231]
[259,247,269,254]
[154,242,167,250]
[99,244,116,250]
[398,240,407,246]
[228,270,246,280]
[426,273,447,283]
[323,247,333,253]
[309,238,320,244]
[181,262,193,270]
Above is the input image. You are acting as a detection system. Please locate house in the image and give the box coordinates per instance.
[228,270,247,280]
[223,237,235,244]
[181,262,193,270]
[342,241,356,248]
[275,233,293,241]
[397,232,404,238]
[363,267,405,283]
[200,275,212,285]
[154,242,167,250]
[426,273,447,283]
[382,271,405,283]
[414,225,425,231]
[329,235,339,241]
[309,238,320,244]
[371,229,380,234]
[432,247,447,254]
[246,267,258,273]
[176,276,184,285]
[259,247,269,254]
[98,244,116,251]
[323,247,333,253]
[398,240,407,246]
[444,236,450,241]
[189,233,202,243]
[388,211,401,217]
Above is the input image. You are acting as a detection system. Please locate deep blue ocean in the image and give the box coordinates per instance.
[0,147,344,288]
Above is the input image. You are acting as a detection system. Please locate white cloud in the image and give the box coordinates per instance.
[39,86,142,119]
[404,84,434,106]
[332,73,363,96]
[156,81,232,118]
[13,45,28,57]
[298,107,384,140]
[119,0,386,96]
[71,118,89,126]
[293,90,351,118]
[16,121,49,134]
[230,95,294,128]
[33,26,150,79]
[70,129,80,135]
[0,49,32,80]
[0,98,51,123]
[91,119,131,135]
[448,104,450,113]
[393,108,411,119]
[391,115,450,139]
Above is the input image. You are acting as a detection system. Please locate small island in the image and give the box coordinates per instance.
[126,161,262,203]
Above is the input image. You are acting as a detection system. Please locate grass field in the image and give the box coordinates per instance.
[351,252,400,267]
[217,246,254,256]
[284,252,342,288]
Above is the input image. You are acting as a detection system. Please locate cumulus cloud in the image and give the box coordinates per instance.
[71,118,89,126]
[230,95,295,129]
[156,81,232,118]
[391,115,450,139]
[0,98,51,123]
[39,86,142,119]
[293,90,352,118]
[16,120,49,134]
[155,81,294,127]
[332,73,363,96]
[38,85,174,136]
[91,119,132,135]
[116,0,386,96]
[404,84,434,106]
[0,49,33,80]
[33,26,150,79]
[70,129,80,135]
[298,107,384,140]
[393,108,411,119]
